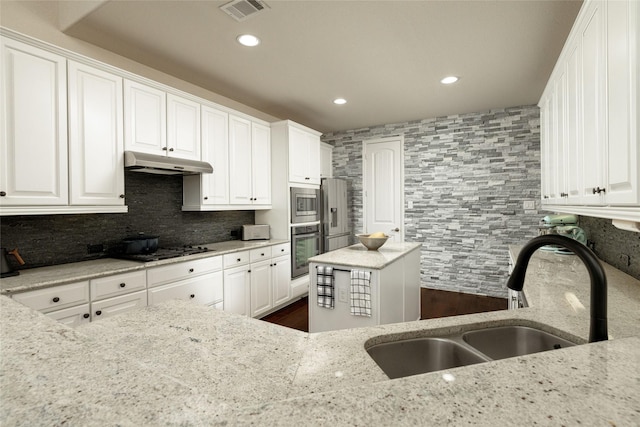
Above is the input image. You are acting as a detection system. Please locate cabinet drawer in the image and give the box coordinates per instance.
[250,246,272,263]
[46,303,91,328]
[148,271,223,306]
[223,251,250,268]
[147,256,222,288]
[271,242,290,257]
[13,281,89,313]
[91,290,147,321]
[91,270,147,301]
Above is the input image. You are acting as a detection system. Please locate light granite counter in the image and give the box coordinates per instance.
[1,246,639,425]
[0,239,288,295]
[309,241,422,269]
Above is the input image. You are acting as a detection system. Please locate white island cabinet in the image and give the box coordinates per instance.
[308,242,421,333]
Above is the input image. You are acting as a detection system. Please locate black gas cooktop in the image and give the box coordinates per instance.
[110,246,212,262]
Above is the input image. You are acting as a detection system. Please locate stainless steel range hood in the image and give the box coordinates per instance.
[124,151,213,175]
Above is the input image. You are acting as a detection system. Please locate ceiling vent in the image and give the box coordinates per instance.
[220,0,269,22]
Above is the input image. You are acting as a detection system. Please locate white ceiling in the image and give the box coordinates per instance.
[64,0,582,133]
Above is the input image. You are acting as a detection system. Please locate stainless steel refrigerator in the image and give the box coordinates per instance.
[320,178,351,253]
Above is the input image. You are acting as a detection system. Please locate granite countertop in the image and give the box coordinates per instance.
[1,246,639,425]
[0,239,288,295]
[309,242,422,269]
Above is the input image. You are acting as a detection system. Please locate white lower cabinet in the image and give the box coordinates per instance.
[92,290,147,321]
[271,254,291,307]
[223,264,251,316]
[250,259,272,318]
[12,281,89,313]
[45,303,91,327]
[148,272,223,306]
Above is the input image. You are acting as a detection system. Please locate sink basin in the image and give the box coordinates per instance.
[366,324,578,379]
[462,325,575,360]
[366,337,489,379]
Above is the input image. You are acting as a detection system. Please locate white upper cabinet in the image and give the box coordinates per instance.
[320,142,333,179]
[124,80,167,155]
[68,61,125,206]
[0,38,68,206]
[251,122,272,206]
[288,125,321,185]
[539,0,640,225]
[167,93,200,160]
[228,115,272,207]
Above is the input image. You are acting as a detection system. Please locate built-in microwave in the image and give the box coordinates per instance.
[290,187,320,223]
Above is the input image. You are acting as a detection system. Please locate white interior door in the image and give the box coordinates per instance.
[363,136,404,242]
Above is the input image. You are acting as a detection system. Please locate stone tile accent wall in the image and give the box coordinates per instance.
[579,216,640,280]
[322,106,543,298]
[0,172,254,269]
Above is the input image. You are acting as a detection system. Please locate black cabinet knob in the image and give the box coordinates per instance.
[95,310,102,316]
[83,313,90,319]
[189,268,194,273]
[120,283,126,288]
[119,194,125,199]
[1,191,7,196]
[169,148,174,152]
[237,258,241,262]
[204,196,208,200]
[52,297,60,303]
[162,147,168,151]
[190,294,195,299]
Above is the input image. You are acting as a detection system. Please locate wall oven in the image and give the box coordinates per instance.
[290,187,320,223]
[291,224,321,278]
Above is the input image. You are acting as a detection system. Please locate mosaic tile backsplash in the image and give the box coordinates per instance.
[0,172,253,269]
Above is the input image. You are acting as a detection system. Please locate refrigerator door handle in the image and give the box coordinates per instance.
[331,207,338,227]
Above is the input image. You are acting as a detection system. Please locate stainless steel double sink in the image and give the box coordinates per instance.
[366,325,577,379]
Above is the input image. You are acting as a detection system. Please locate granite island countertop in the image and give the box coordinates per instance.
[309,241,422,269]
[1,246,639,425]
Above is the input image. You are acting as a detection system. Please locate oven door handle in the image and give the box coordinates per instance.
[294,232,321,238]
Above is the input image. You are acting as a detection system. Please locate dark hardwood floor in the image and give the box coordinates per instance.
[261,288,507,332]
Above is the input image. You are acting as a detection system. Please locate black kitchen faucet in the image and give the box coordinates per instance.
[507,234,608,342]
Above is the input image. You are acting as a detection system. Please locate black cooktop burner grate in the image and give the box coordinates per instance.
[110,246,211,262]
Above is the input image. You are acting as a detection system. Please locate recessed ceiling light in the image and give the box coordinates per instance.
[440,76,459,85]
[237,34,260,47]
[333,98,347,105]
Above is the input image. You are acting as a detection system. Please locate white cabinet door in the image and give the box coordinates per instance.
[579,0,607,204]
[250,259,272,318]
[565,42,582,201]
[223,265,250,315]
[124,80,166,155]
[148,271,223,307]
[167,93,200,160]
[92,290,147,320]
[288,126,320,185]
[605,0,639,205]
[200,105,229,205]
[68,61,125,206]
[251,122,272,205]
[46,303,91,327]
[271,254,291,307]
[0,38,68,206]
[229,115,253,205]
[320,142,333,179]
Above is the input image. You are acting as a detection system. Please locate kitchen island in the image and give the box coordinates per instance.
[1,247,639,426]
[308,242,422,332]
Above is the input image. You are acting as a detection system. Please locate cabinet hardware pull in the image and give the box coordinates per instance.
[119,194,125,199]
[95,310,102,316]
[391,228,400,232]
[83,313,90,319]
[0,191,5,196]
[52,297,60,303]
[189,268,194,273]
[237,258,241,262]
[204,196,208,200]
[592,187,607,194]
[120,283,126,288]
[190,294,195,299]
[162,147,168,151]
[169,148,174,152]
[248,270,251,273]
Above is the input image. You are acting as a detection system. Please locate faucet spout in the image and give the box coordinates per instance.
[507,235,608,342]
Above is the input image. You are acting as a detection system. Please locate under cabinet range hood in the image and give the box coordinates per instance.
[124,151,213,175]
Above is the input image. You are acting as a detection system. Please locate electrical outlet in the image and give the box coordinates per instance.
[619,254,631,267]
[523,200,536,210]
